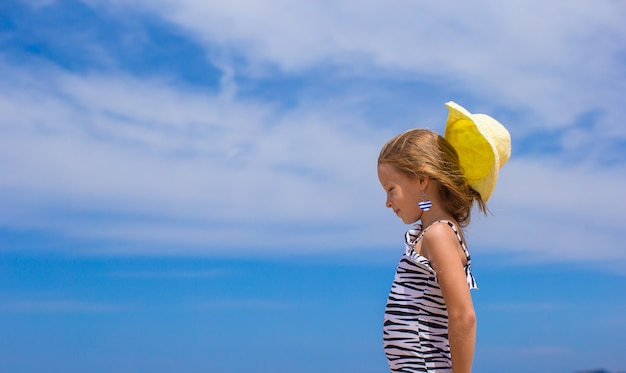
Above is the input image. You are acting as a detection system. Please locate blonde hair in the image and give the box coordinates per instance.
[378,129,487,227]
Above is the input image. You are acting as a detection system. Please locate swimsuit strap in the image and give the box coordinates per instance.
[415,220,471,259]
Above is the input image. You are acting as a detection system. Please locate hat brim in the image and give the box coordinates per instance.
[444,102,501,202]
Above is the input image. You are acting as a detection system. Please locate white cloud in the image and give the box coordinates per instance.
[468,158,626,263]
[89,0,626,129]
[1,1,625,268]
[0,57,389,252]
[2,56,623,265]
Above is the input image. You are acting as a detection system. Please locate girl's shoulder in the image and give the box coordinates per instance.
[421,221,458,244]
[421,220,460,239]
[420,220,468,265]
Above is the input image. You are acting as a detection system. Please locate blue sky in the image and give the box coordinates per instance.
[1,1,625,372]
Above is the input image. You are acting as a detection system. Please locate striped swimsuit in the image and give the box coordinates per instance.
[383,220,477,372]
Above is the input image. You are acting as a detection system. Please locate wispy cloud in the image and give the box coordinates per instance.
[468,158,626,263]
[0,298,130,313]
[106,0,626,128]
[1,0,625,267]
[0,55,387,252]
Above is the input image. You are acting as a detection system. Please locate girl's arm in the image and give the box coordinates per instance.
[422,224,477,373]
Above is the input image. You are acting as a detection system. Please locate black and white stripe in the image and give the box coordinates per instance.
[383,220,477,372]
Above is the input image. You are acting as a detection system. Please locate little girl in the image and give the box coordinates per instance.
[377,102,511,373]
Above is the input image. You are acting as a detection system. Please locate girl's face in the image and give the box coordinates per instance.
[377,163,423,225]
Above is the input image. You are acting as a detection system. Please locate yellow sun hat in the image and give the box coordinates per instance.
[443,101,511,202]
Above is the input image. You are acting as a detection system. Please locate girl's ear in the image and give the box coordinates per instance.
[418,174,429,192]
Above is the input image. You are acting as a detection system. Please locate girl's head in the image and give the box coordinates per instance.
[377,129,486,227]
